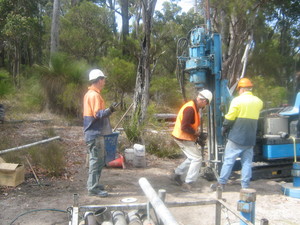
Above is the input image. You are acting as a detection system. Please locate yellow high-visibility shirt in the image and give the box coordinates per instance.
[224,91,263,146]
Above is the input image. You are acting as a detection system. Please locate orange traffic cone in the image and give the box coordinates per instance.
[107,154,125,169]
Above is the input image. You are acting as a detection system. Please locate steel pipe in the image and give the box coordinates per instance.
[0,136,61,155]
[138,177,179,225]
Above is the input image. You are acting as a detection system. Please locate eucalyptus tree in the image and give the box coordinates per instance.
[208,0,300,93]
[50,0,60,56]
[101,52,136,108]
[59,1,113,63]
[0,0,44,87]
[132,0,157,124]
[207,0,266,87]
[249,0,300,95]
[151,2,204,105]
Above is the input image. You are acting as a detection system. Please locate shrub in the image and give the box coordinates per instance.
[150,76,183,109]
[123,114,143,144]
[18,76,45,113]
[35,52,89,117]
[29,142,65,177]
[144,132,181,158]
[0,69,14,97]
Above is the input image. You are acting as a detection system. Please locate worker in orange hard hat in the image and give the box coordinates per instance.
[211,77,263,191]
[236,77,253,90]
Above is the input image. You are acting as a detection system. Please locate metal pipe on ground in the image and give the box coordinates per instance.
[0,136,61,155]
[112,211,127,225]
[128,210,142,225]
[138,177,179,225]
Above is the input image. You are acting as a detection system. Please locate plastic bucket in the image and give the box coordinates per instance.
[124,148,134,164]
[104,132,119,163]
[133,144,146,168]
[133,144,145,156]
[133,155,146,168]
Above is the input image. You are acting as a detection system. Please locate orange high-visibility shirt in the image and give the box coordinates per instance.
[172,101,200,141]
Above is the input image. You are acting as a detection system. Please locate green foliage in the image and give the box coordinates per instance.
[60,1,113,62]
[59,83,83,116]
[17,76,45,112]
[101,54,136,100]
[0,69,44,114]
[29,142,66,177]
[144,132,181,158]
[123,113,143,144]
[251,76,287,108]
[3,14,38,41]
[0,69,14,97]
[35,52,89,117]
[26,127,65,177]
[150,76,183,109]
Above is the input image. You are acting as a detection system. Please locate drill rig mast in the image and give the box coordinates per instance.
[176,2,300,181]
[176,2,231,176]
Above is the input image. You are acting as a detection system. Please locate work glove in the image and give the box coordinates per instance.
[221,126,229,137]
[222,119,233,137]
[196,132,207,147]
[109,102,119,113]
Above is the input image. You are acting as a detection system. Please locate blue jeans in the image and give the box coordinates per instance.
[218,140,253,188]
[86,136,106,192]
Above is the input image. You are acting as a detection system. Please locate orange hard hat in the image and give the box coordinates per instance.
[237,78,253,89]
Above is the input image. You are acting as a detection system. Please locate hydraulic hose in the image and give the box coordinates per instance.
[9,208,68,225]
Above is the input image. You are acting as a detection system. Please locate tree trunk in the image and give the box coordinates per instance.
[120,0,129,37]
[12,44,20,88]
[132,1,142,38]
[120,0,130,55]
[71,0,80,7]
[50,0,60,57]
[0,44,4,67]
[132,0,157,124]
[108,0,117,34]
[211,1,262,88]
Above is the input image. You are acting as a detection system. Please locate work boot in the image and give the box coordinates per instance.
[88,190,108,197]
[96,184,105,191]
[210,183,225,192]
[170,171,183,186]
[181,182,193,192]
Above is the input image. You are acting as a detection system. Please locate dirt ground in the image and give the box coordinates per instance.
[0,114,299,225]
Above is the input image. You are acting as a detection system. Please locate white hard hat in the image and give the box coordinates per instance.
[89,69,106,81]
[198,89,213,104]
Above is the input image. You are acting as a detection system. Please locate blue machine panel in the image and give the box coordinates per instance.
[263,143,300,160]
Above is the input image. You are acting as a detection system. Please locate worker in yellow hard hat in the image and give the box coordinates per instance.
[211,77,263,191]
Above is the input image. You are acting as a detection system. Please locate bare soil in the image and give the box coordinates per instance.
[0,114,299,225]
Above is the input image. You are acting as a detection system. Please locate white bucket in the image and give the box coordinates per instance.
[133,144,145,156]
[133,155,146,168]
[133,144,146,168]
[124,148,134,164]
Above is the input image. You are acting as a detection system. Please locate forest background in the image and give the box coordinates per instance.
[0,3,300,224]
[0,0,299,137]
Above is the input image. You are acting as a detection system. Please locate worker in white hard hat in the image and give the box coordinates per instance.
[171,89,213,191]
[83,69,119,197]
